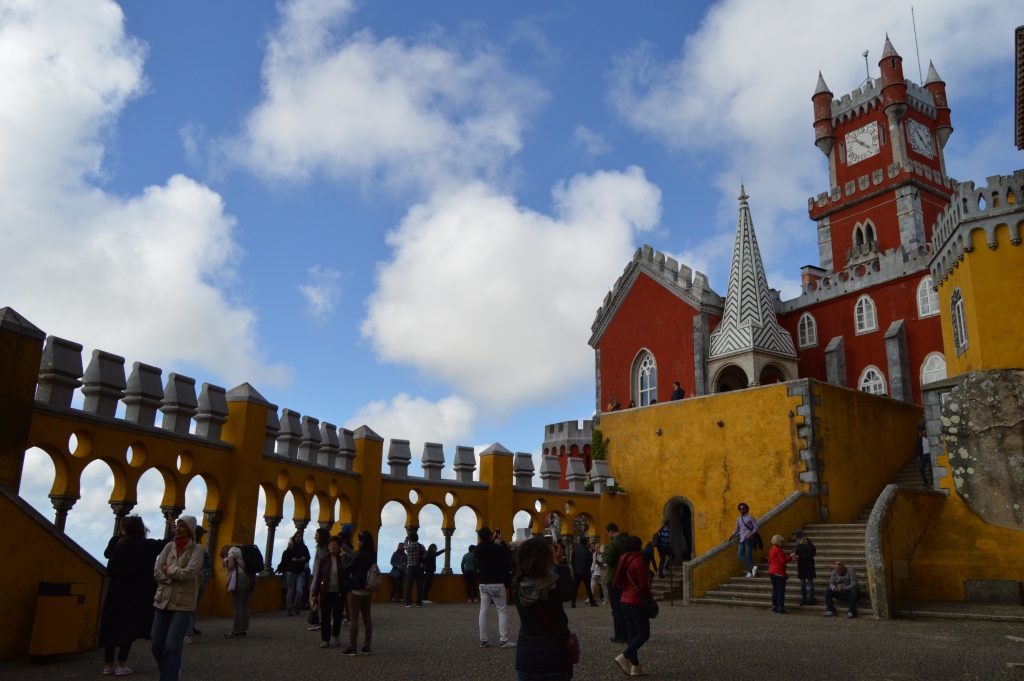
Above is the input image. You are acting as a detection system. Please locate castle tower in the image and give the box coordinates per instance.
[706,187,798,392]
[808,36,954,275]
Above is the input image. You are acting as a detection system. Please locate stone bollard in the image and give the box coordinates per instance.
[36,336,83,408]
[513,452,535,488]
[159,373,198,435]
[123,362,164,427]
[387,439,412,477]
[422,442,445,480]
[82,350,126,419]
[276,408,301,458]
[195,383,229,440]
[453,446,477,482]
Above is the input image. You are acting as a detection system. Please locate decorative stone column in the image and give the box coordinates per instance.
[160,374,198,435]
[318,520,333,530]
[123,362,163,426]
[293,518,310,535]
[441,528,455,575]
[195,383,229,440]
[161,505,184,540]
[110,500,137,537]
[204,510,223,558]
[264,515,282,573]
[50,495,77,532]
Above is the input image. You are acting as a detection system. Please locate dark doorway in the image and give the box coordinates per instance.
[663,497,694,564]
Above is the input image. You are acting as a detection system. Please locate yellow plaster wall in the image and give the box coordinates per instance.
[939,224,1024,375]
[599,383,807,552]
[0,489,104,661]
[872,489,946,608]
[813,383,923,522]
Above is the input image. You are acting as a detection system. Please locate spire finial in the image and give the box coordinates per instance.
[738,184,749,202]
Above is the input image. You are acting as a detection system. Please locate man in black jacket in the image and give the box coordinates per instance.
[570,541,597,607]
[475,527,514,648]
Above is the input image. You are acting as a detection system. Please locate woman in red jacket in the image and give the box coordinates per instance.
[612,535,652,677]
[767,534,794,614]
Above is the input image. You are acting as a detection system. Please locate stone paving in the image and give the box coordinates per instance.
[5,602,1024,680]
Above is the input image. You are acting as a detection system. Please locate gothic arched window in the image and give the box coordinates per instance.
[632,351,658,407]
[797,312,818,348]
[920,353,947,385]
[951,288,968,356]
[854,295,877,334]
[858,366,887,395]
[917,276,938,318]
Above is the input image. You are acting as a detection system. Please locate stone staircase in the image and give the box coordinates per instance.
[689,522,871,614]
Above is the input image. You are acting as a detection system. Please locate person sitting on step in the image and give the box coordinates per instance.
[823,560,859,619]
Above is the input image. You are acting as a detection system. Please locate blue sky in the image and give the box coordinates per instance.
[5,0,1020,563]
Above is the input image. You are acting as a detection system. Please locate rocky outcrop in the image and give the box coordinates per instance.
[942,370,1024,531]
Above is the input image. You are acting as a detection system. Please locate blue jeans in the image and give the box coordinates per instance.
[151,608,192,681]
[621,602,651,666]
[607,584,627,641]
[737,539,754,572]
[285,572,304,612]
[770,574,787,611]
[405,566,423,605]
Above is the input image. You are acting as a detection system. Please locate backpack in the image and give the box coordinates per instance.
[365,563,382,593]
[239,544,264,576]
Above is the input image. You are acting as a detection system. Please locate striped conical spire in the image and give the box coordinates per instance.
[708,187,796,359]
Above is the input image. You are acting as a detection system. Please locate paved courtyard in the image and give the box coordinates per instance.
[4,602,1024,680]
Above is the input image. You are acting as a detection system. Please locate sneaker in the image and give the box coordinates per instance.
[307,624,321,631]
[745,571,752,578]
[102,666,115,676]
[499,640,516,649]
[630,664,646,677]
[847,610,857,619]
[319,641,329,649]
[751,566,758,577]
[823,610,836,618]
[405,604,412,608]
[360,647,372,655]
[415,604,422,608]
[423,600,433,604]
[114,667,133,677]
[777,608,788,614]
[614,654,631,677]
[479,641,489,648]
[341,647,358,657]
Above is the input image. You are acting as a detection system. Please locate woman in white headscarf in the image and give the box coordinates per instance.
[151,515,204,681]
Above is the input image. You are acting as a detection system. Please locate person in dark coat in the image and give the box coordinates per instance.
[569,541,597,607]
[793,530,817,605]
[98,516,165,676]
[514,537,576,681]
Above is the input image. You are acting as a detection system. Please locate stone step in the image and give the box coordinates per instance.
[691,596,867,615]
[703,588,870,605]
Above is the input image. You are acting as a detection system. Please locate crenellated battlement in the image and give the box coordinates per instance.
[829,78,936,125]
[543,419,592,443]
[590,244,723,343]
[807,160,956,217]
[929,171,1024,285]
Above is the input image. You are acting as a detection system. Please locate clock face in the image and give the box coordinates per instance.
[845,122,881,165]
[907,119,935,159]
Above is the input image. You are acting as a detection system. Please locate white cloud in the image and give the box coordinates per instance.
[298,265,343,323]
[608,0,1016,275]
[0,1,288,387]
[361,167,661,411]
[573,125,612,158]
[230,0,546,191]
[344,393,476,460]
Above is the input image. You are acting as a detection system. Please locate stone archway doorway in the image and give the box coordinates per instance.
[663,496,694,564]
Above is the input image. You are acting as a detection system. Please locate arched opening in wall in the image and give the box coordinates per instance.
[254,485,270,565]
[920,353,947,386]
[452,506,479,573]
[19,446,58,528]
[135,467,172,542]
[63,458,117,561]
[582,444,592,470]
[631,350,658,406]
[513,510,535,540]
[417,503,445,572]
[308,494,323,538]
[379,500,410,583]
[569,444,579,458]
[273,490,297,571]
[853,224,864,247]
[864,221,876,244]
[570,513,595,542]
[182,475,208,532]
[662,497,695,563]
[714,365,749,393]
[759,365,786,385]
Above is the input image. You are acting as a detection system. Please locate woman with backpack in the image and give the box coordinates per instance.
[220,544,253,638]
[341,530,377,655]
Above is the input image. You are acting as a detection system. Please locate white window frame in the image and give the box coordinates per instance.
[858,366,887,395]
[951,288,968,356]
[633,351,658,407]
[917,276,939,318]
[854,295,878,334]
[797,312,818,348]
[920,352,947,385]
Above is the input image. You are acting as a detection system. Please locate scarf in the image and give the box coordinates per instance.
[517,570,558,606]
[174,537,191,555]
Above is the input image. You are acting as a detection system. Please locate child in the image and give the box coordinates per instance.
[767,534,793,614]
[792,529,817,605]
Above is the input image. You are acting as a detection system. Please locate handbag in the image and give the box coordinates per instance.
[536,602,580,665]
[626,558,659,619]
[743,519,764,550]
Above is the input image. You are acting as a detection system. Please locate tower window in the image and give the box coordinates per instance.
[632,350,658,407]
[854,295,878,334]
[917,276,939,317]
[864,221,876,244]
[797,312,818,348]
[858,366,887,395]
[951,288,968,356]
[920,353,947,385]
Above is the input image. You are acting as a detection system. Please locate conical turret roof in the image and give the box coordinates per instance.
[924,60,944,85]
[814,71,832,96]
[708,187,796,360]
[881,34,900,59]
